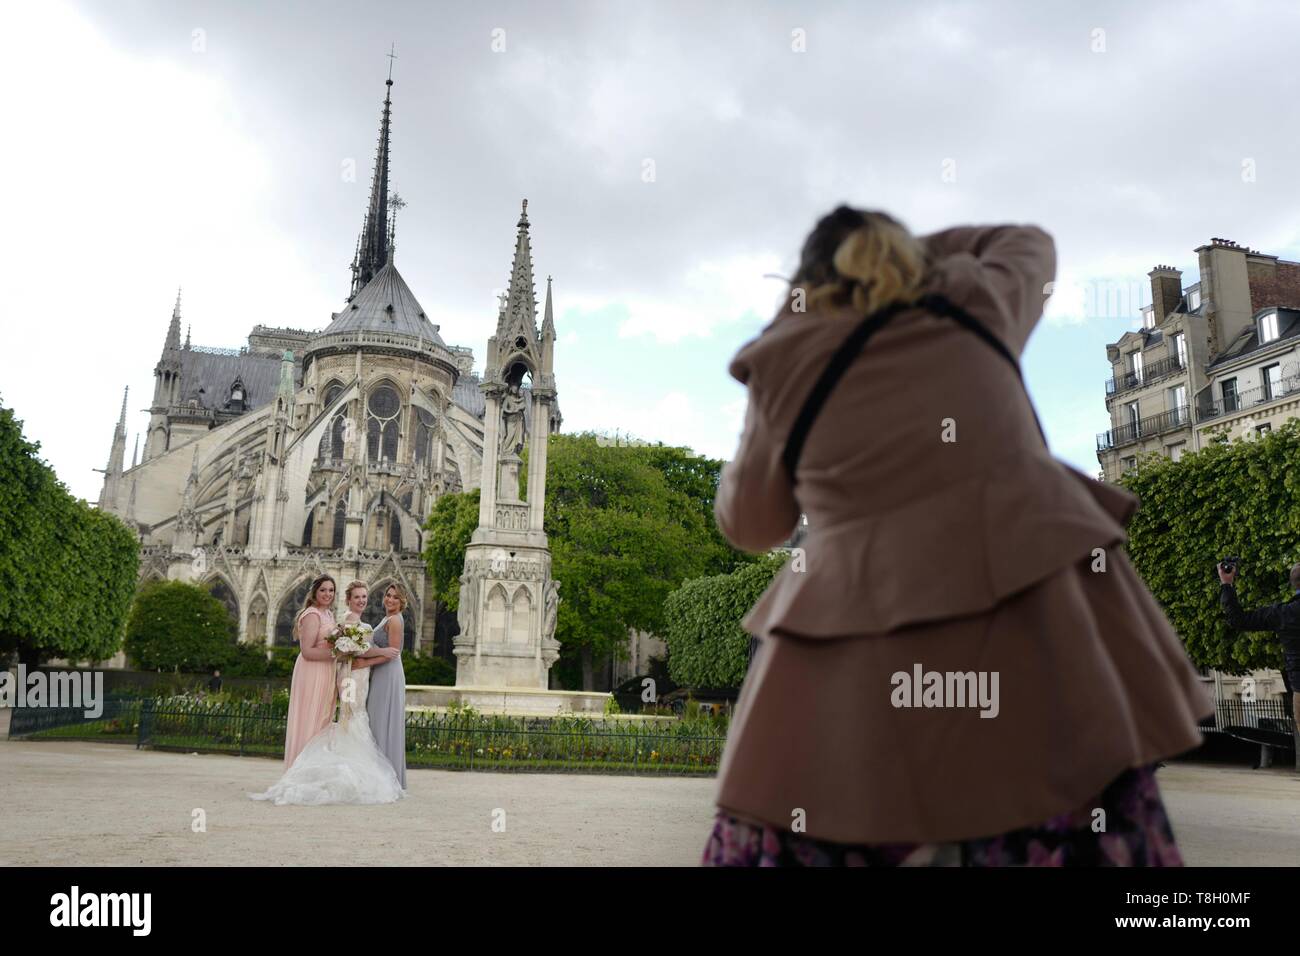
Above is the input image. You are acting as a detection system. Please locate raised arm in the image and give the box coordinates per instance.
[714,392,801,553]
[920,223,1056,357]
[298,611,335,661]
[1220,584,1286,632]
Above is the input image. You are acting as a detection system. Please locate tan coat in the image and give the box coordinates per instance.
[712,224,1214,845]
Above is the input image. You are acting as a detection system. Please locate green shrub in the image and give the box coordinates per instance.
[402,650,455,685]
[662,553,785,688]
[124,579,239,672]
[1120,418,1300,672]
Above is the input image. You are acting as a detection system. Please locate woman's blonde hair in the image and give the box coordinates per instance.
[292,574,336,641]
[344,580,368,601]
[383,582,408,612]
[790,206,929,317]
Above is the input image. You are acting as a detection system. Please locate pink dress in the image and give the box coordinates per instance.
[283,607,338,767]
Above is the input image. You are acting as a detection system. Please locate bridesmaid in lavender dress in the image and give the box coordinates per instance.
[354,583,407,788]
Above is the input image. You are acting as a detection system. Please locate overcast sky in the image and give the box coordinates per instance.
[4,0,1299,502]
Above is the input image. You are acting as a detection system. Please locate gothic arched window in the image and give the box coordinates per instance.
[412,407,436,468]
[366,385,400,463]
[332,501,346,550]
[317,383,345,463]
[390,513,402,552]
[206,578,240,640]
[274,578,315,646]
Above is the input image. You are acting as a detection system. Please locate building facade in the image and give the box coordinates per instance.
[95,76,562,658]
[1098,238,1300,481]
[1097,238,1300,701]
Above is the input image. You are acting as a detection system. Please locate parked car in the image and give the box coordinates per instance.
[660,686,740,717]
[612,672,679,713]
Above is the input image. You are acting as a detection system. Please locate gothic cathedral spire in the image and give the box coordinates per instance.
[348,75,395,301]
[494,200,541,367]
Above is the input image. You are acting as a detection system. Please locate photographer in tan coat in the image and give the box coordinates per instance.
[701,206,1213,867]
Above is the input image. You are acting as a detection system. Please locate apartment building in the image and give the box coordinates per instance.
[1097,239,1300,705]
[1097,238,1300,481]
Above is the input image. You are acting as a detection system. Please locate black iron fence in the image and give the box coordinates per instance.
[114,699,726,775]
[1199,697,1295,739]
[404,711,727,774]
[8,697,142,738]
[137,698,289,757]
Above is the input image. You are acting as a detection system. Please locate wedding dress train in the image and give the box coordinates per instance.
[249,665,405,806]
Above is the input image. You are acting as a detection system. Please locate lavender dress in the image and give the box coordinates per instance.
[365,613,406,788]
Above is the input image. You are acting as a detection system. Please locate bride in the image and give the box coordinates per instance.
[249,583,405,806]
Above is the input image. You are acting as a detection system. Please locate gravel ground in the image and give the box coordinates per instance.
[1,723,1297,866]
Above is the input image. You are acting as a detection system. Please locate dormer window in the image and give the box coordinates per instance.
[226,378,246,412]
[1186,289,1201,311]
[1142,307,1155,329]
[1260,311,1279,344]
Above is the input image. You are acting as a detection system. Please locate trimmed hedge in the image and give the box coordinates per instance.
[662,553,785,689]
[0,402,138,665]
[1119,418,1300,673]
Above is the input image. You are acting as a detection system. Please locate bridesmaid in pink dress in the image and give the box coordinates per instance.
[283,575,341,767]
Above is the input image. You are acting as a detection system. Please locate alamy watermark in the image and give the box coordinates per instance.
[0,665,105,718]
[890,663,1000,718]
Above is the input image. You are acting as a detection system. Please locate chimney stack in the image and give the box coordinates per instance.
[1148,265,1183,325]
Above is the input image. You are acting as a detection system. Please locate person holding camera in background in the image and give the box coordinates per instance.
[1218,559,1300,730]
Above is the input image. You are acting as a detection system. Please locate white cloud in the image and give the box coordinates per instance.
[609,252,788,344]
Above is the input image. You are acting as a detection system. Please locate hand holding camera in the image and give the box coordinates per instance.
[1217,556,1241,585]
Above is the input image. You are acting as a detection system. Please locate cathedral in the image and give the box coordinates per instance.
[95,74,561,657]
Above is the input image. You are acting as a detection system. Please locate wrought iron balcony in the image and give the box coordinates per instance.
[1197,375,1300,422]
[1104,355,1186,398]
[1097,405,1191,451]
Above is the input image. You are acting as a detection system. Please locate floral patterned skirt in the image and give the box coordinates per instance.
[701,765,1182,866]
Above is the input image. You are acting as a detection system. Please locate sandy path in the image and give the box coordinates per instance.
[2,730,1298,865]
[0,737,718,866]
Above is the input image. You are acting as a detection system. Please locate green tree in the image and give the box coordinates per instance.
[124,579,240,672]
[662,553,785,688]
[424,433,725,689]
[0,402,138,666]
[423,489,481,608]
[1119,418,1300,672]
[631,443,756,575]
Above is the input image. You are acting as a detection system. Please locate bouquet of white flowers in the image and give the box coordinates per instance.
[328,621,373,660]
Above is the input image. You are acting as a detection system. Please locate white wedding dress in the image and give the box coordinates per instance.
[249,665,405,806]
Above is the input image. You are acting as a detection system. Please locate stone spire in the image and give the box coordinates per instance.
[132,434,139,468]
[541,275,556,339]
[164,288,183,354]
[94,388,131,512]
[173,447,203,553]
[496,199,538,344]
[105,387,129,475]
[540,276,556,388]
[348,75,395,300]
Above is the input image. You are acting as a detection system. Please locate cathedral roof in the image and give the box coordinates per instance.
[176,348,299,412]
[321,260,446,344]
[451,373,486,418]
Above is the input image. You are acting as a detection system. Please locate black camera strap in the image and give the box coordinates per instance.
[781,292,1047,483]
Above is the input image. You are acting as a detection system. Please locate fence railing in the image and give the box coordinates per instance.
[8,697,142,738]
[1199,697,1295,737]
[404,712,727,774]
[99,700,726,774]
[1105,355,1186,398]
[1097,405,1191,451]
[1197,375,1300,422]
